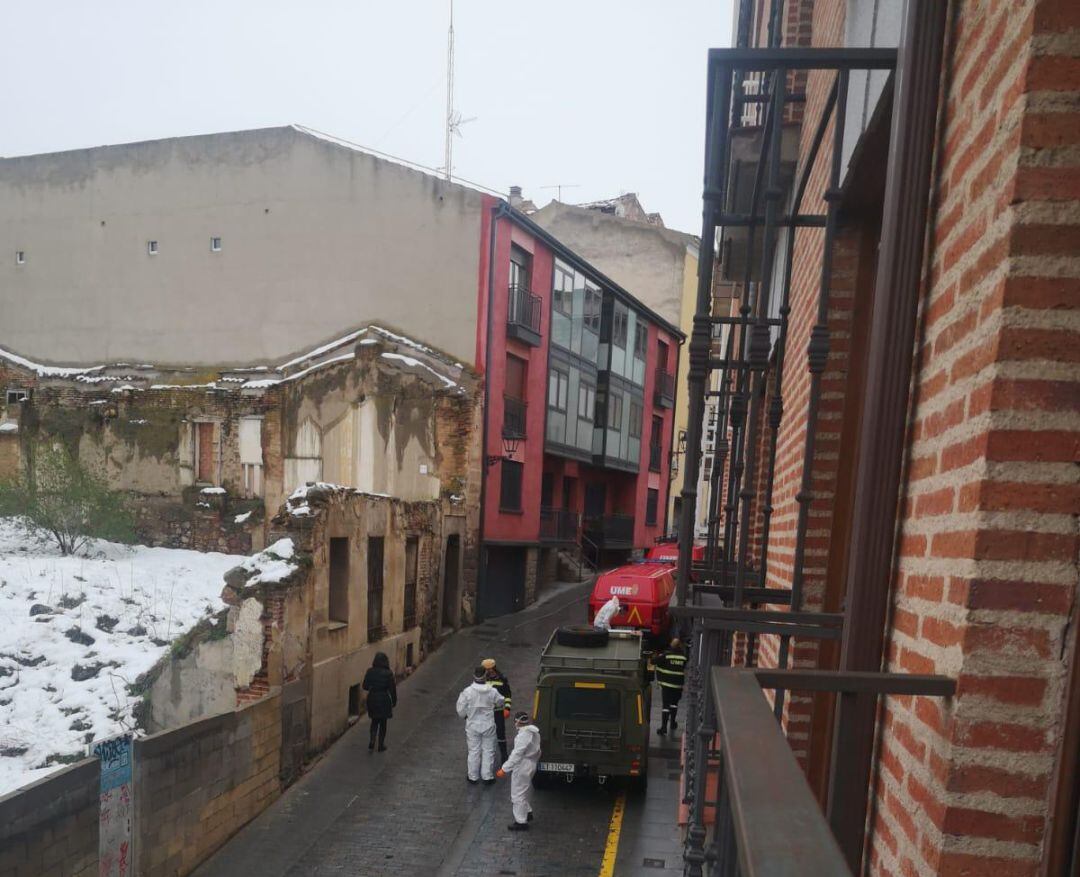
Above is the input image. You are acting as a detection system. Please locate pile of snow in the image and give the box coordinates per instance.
[236,539,297,587]
[0,519,245,796]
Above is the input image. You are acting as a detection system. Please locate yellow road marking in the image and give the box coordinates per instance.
[598,791,627,877]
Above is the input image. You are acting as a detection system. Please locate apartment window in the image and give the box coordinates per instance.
[6,389,29,405]
[147,240,159,255]
[578,381,596,421]
[328,537,349,625]
[553,264,574,316]
[612,305,628,349]
[629,401,643,438]
[607,392,623,430]
[403,536,419,631]
[15,251,25,266]
[367,537,385,640]
[548,367,569,412]
[500,460,524,511]
[510,245,532,290]
[584,287,602,334]
[634,322,648,359]
[646,489,659,526]
[210,236,222,252]
[703,456,712,481]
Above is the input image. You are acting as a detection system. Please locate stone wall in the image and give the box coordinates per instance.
[135,694,281,876]
[0,759,99,877]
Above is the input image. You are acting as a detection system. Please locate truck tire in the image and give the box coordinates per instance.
[555,626,609,648]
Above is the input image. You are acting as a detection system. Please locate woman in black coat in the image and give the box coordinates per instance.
[362,652,397,752]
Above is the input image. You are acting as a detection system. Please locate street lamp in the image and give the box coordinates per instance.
[486,435,520,467]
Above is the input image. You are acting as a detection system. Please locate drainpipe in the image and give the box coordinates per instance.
[475,202,507,621]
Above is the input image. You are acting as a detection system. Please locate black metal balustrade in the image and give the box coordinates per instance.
[585,513,634,548]
[670,32,950,876]
[507,284,542,346]
[539,507,579,544]
[654,368,676,408]
[502,395,527,438]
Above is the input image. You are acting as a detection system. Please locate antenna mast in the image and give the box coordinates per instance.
[444,0,454,181]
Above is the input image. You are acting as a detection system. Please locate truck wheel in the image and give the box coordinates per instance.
[555,626,610,648]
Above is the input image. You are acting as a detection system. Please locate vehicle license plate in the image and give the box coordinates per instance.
[538,761,574,773]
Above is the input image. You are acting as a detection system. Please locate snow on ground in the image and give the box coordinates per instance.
[0,519,245,796]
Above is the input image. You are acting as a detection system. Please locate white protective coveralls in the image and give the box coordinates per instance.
[501,723,542,824]
[456,681,506,780]
[593,595,621,631]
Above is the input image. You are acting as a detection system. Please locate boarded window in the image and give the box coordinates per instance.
[500,460,523,512]
[367,537,385,640]
[239,417,263,498]
[646,489,659,526]
[329,537,349,625]
[196,422,215,483]
[403,537,419,630]
[506,354,527,401]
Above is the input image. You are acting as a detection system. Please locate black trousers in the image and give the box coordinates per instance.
[660,686,683,729]
[369,717,388,747]
[493,710,508,762]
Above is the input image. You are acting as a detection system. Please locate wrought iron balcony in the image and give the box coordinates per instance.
[654,368,675,408]
[649,441,663,472]
[539,507,579,544]
[507,284,542,346]
[502,395,527,439]
[584,513,634,549]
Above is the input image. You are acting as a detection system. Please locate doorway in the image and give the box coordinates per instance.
[584,483,606,520]
[442,535,460,630]
[480,547,526,619]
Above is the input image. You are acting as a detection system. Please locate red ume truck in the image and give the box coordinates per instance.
[588,563,676,644]
[644,541,705,581]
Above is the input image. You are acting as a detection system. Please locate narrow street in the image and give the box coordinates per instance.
[194,582,684,877]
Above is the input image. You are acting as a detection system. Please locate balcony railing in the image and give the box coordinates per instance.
[649,441,663,472]
[507,284,542,346]
[539,507,579,544]
[503,395,527,438]
[585,513,634,548]
[654,368,675,408]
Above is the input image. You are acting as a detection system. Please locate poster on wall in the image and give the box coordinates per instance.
[91,732,134,877]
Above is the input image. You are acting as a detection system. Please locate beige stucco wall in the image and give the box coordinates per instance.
[0,127,484,368]
[670,246,700,531]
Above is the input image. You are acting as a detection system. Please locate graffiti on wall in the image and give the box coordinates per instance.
[91,733,133,877]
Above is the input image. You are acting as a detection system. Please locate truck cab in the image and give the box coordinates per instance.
[533,628,651,789]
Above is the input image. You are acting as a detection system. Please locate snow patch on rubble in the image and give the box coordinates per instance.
[237,539,297,586]
[0,519,244,796]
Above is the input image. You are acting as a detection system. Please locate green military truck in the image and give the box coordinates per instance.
[532,626,652,790]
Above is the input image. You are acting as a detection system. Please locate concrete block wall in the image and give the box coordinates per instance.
[0,759,100,877]
[135,693,281,876]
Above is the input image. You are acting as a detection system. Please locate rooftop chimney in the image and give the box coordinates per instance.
[509,185,524,208]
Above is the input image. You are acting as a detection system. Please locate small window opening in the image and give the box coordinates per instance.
[6,389,29,405]
[147,240,159,255]
[348,683,361,720]
[210,236,222,252]
[406,642,415,669]
[15,251,25,266]
[329,537,350,625]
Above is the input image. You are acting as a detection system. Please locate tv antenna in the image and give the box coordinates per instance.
[442,0,476,180]
[541,183,581,202]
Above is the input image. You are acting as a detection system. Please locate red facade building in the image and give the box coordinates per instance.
[475,199,683,618]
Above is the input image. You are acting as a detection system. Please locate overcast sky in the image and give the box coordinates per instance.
[1,1,732,235]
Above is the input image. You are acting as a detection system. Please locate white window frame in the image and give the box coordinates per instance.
[147,240,159,256]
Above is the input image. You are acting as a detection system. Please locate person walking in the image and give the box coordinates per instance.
[482,658,513,761]
[496,711,541,831]
[593,594,621,631]
[456,666,505,784]
[654,638,687,735]
[361,652,397,752]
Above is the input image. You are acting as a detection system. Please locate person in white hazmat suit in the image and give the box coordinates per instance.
[496,711,542,830]
[593,594,621,631]
[456,667,506,784]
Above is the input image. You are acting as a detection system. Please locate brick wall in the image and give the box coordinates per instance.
[135,693,281,876]
[0,759,99,877]
[868,1,1080,874]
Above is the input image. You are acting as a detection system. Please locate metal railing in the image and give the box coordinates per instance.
[539,507,579,543]
[502,395,527,438]
[654,368,676,407]
[585,513,635,547]
[508,284,542,335]
[685,667,955,876]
